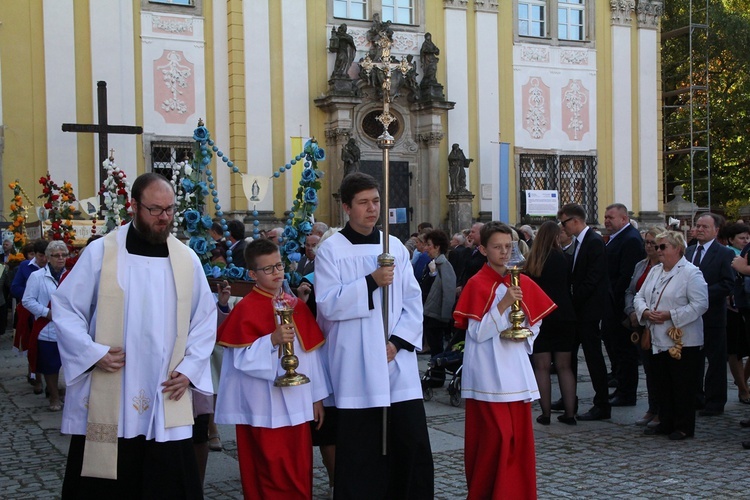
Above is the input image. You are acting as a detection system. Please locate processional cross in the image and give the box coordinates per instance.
[62,81,143,189]
[359,31,412,455]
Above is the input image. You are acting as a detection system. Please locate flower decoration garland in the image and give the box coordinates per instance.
[6,181,32,263]
[279,139,325,286]
[38,174,77,246]
[98,156,133,233]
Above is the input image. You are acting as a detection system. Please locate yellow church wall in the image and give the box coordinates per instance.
[0,1,49,211]
[226,0,249,212]
[131,0,145,179]
[630,20,641,215]
[464,9,480,215]
[595,1,613,217]
[268,0,287,217]
[497,1,516,221]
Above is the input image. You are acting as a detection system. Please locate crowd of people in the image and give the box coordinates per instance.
[3,170,750,499]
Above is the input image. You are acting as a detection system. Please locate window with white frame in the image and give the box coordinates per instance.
[333,0,416,25]
[334,0,368,20]
[558,0,585,41]
[518,0,546,38]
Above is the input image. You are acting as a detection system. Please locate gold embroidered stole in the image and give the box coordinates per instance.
[81,230,195,479]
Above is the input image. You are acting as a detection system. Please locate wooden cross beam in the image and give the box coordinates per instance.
[62,81,143,188]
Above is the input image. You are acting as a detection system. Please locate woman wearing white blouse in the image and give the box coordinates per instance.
[634,231,708,440]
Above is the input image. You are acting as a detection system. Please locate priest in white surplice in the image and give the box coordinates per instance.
[52,173,216,499]
[315,173,434,499]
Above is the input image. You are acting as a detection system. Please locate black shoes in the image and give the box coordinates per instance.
[536,414,551,425]
[668,431,689,441]
[739,418,750,428]
[551,396,578,414]
[743,441,750,450]
[557,415,577,425]
[577,406,611,421]
[609,396,637,407]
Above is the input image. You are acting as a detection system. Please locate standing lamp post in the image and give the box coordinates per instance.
[360,31,412,455]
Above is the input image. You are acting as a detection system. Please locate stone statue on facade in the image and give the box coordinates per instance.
[341,138,361,176]
[329,24,357,79]
[448,143,473,195]
[419,33,445,101]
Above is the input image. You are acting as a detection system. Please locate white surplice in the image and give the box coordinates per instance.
[215,335,329,427]
[52,226,217,441]
[462,285,541,403]
[315,231,424,408]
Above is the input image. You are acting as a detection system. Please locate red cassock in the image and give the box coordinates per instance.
[217,287,324,500]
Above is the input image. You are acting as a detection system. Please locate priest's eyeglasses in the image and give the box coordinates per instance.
[140,203,177,217]
[256,262,285,275]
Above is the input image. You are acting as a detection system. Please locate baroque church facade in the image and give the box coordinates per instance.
[0,0,665,235]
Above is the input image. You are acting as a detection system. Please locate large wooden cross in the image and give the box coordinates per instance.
[62,81,143,187]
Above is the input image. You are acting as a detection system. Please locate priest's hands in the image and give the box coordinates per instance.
[162,371,190,401]
[217,280,231,307]
[372,265,394,287]
[312,400,325,430]
[296,282,312,303]
[497,285,523,314]
[95,347,125,372]
[271,322,296,346]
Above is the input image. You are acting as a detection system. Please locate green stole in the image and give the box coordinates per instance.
[81,229,195,479]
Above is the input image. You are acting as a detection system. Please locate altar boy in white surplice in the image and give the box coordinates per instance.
[52,173,216,499]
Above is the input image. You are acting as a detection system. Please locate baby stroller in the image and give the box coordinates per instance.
[421,333,464,407]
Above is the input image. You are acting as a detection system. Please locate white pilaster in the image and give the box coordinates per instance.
[611,25,633,207]
[281,0,311,208]
[90,0,137,186]
[637,28,658,212]
[445,8,470,190]
[244,0,274,211]
[43,0,78,191]
[213,0,231,212]
[475,10,499,214]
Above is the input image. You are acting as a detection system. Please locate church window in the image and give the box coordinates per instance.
[382,0,414,25]
[150,141,193,181]
[150,0,193,5]
[519,153,598,224]
[558,0,585,41]
[334,0,368,20]
[518,0,546,38]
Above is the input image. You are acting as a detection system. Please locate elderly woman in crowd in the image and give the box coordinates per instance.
[22,240,69,411]
[634,231,708,440]
[420,229,457,355]
[625,226,666,428]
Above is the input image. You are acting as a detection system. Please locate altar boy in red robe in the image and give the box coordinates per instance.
[454,221,556,500]
[215,239,329,500]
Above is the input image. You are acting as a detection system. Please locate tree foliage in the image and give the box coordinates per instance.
[662,0,750,218]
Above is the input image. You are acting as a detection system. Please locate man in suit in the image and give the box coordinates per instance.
[296,234,320,277]
[456,223,486,294]
[558,203,611,420]
[447,232,468,282]
[603,204,645,406]
[227,220,248,269]
[685,213,735,416]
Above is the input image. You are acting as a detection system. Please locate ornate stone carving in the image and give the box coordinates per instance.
[473,0,499,12]
[443,0,469,9]
[610,0,636,26]
[156,51,192,115]
[416,132,444,146]
[636,0,663,29]
[562,79,590,141]
[520,46,549,63]
[403,137,419,154]
[523,77,550,139]
[324,128,352,140]
[560,50,589,65]
[152,15,193,35]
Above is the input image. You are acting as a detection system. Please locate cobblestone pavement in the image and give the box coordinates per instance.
[2,330,749,498]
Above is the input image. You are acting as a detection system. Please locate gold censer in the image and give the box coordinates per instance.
[273,281,310,387]
[500,241,533,340]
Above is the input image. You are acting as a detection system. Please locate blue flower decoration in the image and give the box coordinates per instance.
[298,220,313,235]
[226,266,244,279]
[304,187,318,205]
[184,209,201,225]
[211,266,223,279]
[288,252,301,263]
[201,215,213,230]
[283,226,298,241]
[186,222,198,234]
[189,236,209,255]
[301,167,317,184]
[193,126,209,142]
[181,178,195,192]
[283,239,300,255]
[202,263,213,275]
[314,147,326,161]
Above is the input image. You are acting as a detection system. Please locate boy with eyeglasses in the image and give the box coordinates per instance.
[215,238,328,499]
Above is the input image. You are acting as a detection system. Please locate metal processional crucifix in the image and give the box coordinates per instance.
[359,31,412,455]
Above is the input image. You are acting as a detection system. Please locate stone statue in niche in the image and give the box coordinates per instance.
[448,143,473,195]
[341,138,361,176]
[329,24,357,79]
[366,13,394,60]
[419,33,446,101]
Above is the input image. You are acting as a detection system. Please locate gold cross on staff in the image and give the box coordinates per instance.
[109,148,115,160]
[359,31,412,140]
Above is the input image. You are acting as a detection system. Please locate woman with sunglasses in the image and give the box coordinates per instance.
[624,226,666,428]
[634,231,708,440]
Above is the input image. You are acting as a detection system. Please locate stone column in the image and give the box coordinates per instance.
[448,193,475,236]
[610,0,636,207]
[414,99,454,226]
[314,94,363,227]
[636,0,664,223]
